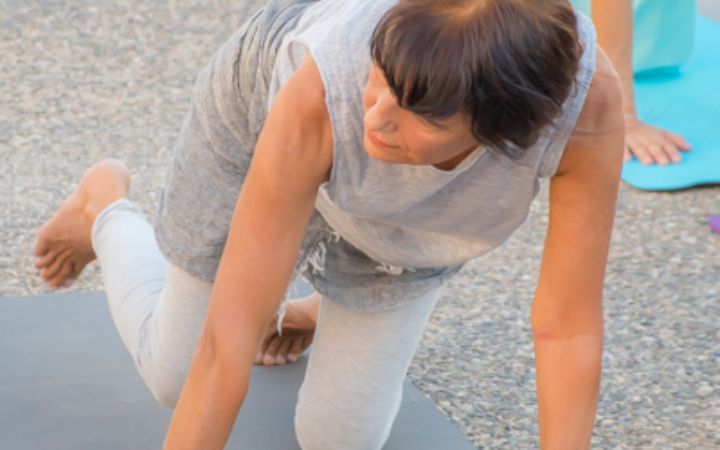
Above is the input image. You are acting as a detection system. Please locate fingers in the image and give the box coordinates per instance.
[648,143,673,165]
[265,315,278,338]
[289,335,314,362]
[623,147,632,162]
[254,350,265,365]
[626,136,655,165]
[261,335,284,365]
[287,338,305,363]
[663,130,692,151]
[254,334,312,365]
[625,120,690,165]
[273,339,294,364]
[256,335,292,365]
[627,137,674,165]
[256,330,277,364]
[661,142,682,164]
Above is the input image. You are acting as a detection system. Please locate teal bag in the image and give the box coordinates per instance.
[570,0,697,73]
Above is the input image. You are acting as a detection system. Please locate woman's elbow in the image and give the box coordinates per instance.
[200,323,260,374]
[531,307,604,341]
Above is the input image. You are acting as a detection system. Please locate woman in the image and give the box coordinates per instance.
[574,0,696,165]
[33,0,624,449]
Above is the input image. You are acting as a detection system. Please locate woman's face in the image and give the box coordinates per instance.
[362,63,481,169]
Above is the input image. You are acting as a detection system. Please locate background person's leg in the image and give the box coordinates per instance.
[92,198,213,408]
[294,287,443,450]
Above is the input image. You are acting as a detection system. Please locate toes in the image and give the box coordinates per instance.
[67,258,85,280]
[60,277,77,289]
[34,251,57,270]
[39,252,86,287]
[34,235,67,270]
[49,262,75,290]
[40,248,71,281]
[40,247,73,282]
[65,256,86,279]
[33,229,52,258]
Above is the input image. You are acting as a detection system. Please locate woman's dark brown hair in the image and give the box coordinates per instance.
[369,0,583,158]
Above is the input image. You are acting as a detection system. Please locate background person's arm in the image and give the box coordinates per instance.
[591,0,691,165]
[162,55,332,450]
[532,49,624,450]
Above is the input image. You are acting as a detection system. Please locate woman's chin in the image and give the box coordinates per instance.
[364,140,396,163]
[366,148,422,166]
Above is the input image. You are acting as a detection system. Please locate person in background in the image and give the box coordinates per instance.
[574,0,696,165]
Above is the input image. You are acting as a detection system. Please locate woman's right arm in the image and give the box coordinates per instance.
[162,55,333,450]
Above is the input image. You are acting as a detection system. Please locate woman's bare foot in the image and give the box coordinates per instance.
[254,291,322,366]
[34,159,131,289]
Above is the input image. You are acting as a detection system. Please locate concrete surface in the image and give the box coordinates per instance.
[1,1,718,448]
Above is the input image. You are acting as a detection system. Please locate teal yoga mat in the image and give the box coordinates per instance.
[621,15,720,191]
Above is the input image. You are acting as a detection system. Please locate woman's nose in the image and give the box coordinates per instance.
[365,89,397,133]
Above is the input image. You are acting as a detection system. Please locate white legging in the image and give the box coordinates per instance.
[91,198,443,450]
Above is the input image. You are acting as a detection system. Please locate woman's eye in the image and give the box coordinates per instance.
[420,116,444,129]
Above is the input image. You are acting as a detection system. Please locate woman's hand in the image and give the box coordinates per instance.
[624,115,692,165]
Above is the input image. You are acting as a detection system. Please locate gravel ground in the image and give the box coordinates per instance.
[1,1,718,449]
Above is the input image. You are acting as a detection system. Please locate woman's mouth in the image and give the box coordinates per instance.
[367,130,396,149]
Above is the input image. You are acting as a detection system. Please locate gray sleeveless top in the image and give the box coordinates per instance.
[154,0,596,312]
[269,0,597,269]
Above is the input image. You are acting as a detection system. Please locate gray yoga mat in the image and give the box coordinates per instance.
[0,291,476,450]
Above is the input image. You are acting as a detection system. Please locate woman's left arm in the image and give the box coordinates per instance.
[532,49,624,450]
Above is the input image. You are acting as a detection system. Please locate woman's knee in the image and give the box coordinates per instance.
[142,364,185,409]
[293,387,403,450]
[151,385,181,409]
[135,340,192,409]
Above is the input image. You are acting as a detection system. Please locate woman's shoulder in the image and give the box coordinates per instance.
[271,55,333,182]
[574,48,624,138]
[555,48,624,176]
[278,55,327,118]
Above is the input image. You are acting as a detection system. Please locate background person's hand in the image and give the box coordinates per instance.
[624,115,692,165]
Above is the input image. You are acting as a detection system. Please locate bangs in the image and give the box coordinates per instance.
[369,4,472,120]
[368,0,582,157]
